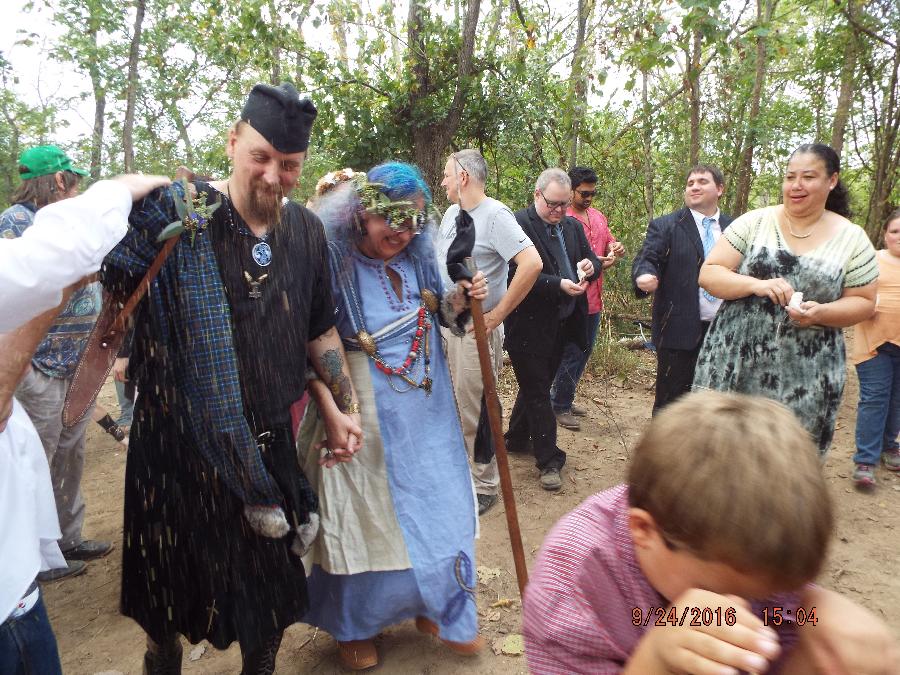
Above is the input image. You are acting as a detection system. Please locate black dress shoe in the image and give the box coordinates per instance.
[63,540,114,561]
[37,560,87,582]
[477,493,498,515]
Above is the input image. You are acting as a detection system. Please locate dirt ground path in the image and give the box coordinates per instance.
[46,360,900,674]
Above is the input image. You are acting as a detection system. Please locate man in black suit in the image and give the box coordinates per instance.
[632,164,733,414]
[504,168,602,491]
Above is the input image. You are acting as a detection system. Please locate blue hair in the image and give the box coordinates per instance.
[368,162,433,207]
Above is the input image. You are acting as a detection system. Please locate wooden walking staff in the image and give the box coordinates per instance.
[465,257,529,597]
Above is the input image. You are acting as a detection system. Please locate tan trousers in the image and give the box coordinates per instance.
[15,368,94,550]
[441,325,502,496]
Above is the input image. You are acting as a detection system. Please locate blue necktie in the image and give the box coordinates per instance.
[701,216,717,302]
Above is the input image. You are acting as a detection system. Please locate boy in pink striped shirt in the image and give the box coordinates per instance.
[525,391,898,674]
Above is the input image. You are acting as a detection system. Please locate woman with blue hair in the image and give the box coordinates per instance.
[299,162,487,669]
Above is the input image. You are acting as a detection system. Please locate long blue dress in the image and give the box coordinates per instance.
[300,240,478,643]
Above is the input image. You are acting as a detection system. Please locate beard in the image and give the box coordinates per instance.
[245,180,284,227]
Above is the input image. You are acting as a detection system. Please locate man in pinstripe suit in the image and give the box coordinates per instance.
[631,165,733,414]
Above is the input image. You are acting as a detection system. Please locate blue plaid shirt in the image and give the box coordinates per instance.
[101,183,283,507]
[0,203,101,379]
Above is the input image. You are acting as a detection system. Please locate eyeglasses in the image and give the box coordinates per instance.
[576,190,597,199]
[539,190,571,212]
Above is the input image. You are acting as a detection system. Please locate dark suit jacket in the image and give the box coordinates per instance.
[631,207,733,351]
[504,205,602,357]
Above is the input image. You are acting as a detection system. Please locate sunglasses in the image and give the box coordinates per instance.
[576,190,597,198]
[539,190,571,212]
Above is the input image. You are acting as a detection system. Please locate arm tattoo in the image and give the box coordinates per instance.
[320,348,354,412]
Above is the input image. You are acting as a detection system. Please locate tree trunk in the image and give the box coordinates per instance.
[642,70,654,218]
[566,0,593,167]
[733,0,773,215]
[87,20,105,180]
[407,0,482,192]
[686,28,702,167]
[831,37,857,156]
[864,40,900,237]
[122,0,146,173]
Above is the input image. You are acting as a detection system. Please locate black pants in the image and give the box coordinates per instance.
[506,346,567,472]
[653,322,710,415]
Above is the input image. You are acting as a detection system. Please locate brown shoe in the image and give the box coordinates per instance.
[555,412,580,430]
[338,640,378,670]
[415,616,485,656]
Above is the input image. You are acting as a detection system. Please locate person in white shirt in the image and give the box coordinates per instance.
[0,173,169,675]
[436,149,541,515]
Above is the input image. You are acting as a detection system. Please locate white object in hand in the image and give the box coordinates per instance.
[577,266,587,282]
[788,291,804,311]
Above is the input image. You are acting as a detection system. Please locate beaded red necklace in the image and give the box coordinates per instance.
[355,289,439,395]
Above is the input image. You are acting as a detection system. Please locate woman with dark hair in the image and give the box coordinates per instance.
[693,143,878,456]
[298,162,486,669]
[850,208,900,488]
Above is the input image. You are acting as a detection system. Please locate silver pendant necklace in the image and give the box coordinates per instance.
[226,183,273,267]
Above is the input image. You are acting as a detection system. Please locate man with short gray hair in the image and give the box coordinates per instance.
[504,169,602,491]
[438,149,541,515]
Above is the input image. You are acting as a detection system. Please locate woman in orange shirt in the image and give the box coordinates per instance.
[852,208,900,489]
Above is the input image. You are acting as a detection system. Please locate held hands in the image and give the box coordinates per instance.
[114,174,172,202]
[644,589,781,675]
[636,273,659,293]
[316,411,363,468]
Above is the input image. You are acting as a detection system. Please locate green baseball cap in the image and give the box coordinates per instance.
[18,145,89,180]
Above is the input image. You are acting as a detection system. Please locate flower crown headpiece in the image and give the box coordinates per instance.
[351,172,429,233]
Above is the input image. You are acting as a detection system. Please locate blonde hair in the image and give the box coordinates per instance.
[628,391,832,588]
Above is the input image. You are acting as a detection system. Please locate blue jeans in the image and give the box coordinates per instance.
[854,342,900,465]
[115,379,134,427]
[551,312,602,413]
[0,593,63,675]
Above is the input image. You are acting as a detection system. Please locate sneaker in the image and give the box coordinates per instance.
[37,560,87,582]
[477,493,498,515]
[540,467,562,491]
[555,412,580,430]
[570,403,588,417]
[882,448,900,472]
[853,464,876,490]
[63,540,114,561]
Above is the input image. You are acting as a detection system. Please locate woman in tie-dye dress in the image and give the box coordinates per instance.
[693,144,878,456]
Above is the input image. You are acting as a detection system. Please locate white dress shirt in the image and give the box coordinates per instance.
[689,208,723,322]
[0,180,131,331]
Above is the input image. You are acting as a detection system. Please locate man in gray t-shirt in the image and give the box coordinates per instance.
[437,149,541,515]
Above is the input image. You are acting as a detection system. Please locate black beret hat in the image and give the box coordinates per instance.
[241,82,317,153]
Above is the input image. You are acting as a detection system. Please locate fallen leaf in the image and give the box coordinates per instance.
[491,598,515,608]
[500,633,525,656]
[487,610,502,621]
[189,644,207,662]
[592,397,602,404]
